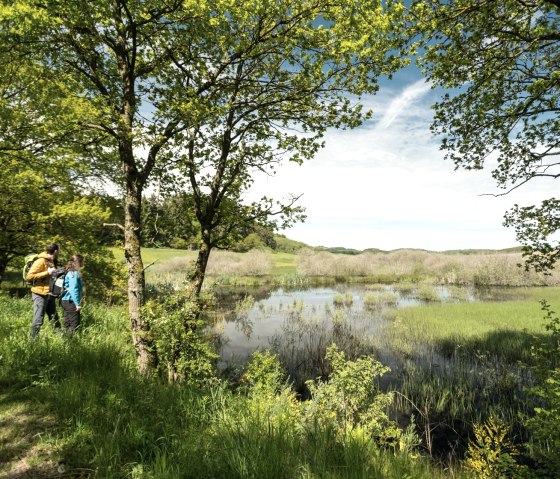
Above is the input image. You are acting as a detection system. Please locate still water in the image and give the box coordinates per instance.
[208,284,484,371]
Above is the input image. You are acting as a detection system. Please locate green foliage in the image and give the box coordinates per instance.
[141,193,200,249]
[240,350,286,395]
[0,296,453,479]
[465,416,525,479]
[234,233,267,253]
[414,0,560,272]
[144,292,218,385]
[273,234,309,254]
[305,344,402,446]
[523,300,560,477]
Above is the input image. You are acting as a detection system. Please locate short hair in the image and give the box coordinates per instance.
[46,243,60,255]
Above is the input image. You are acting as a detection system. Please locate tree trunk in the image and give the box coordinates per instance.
[0,254,7,284]
[186,229,211,302]
[124,174,156,373]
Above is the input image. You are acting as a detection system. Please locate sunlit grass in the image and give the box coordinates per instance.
[270,252,297,275]
[386,289,559,363]
[392,298,555,340]
[0,295,462,479]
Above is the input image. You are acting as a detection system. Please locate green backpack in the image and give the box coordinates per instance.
[22,253,39,284]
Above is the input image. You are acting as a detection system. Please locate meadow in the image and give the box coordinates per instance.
[1,247,559,477]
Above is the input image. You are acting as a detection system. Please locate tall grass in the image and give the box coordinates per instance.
[387,299,554,361]
[375,296,557,458]
[296,249,560,286]
[0,296,462,478]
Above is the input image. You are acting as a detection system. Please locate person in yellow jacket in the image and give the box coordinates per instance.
[26,242,61,337]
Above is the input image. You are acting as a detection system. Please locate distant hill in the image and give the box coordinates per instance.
[275,234,522,256]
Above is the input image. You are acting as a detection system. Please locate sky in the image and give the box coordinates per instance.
[248,67,557,252]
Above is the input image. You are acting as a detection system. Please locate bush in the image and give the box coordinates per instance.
[523,301,560,477]
[304,344,403,447]
[144,292,218,385]
[465,416,526,479]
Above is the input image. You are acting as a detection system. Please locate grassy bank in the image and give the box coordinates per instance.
[0,297,465,479]
[387,292,560,362]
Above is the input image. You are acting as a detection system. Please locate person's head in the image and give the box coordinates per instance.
[46,243,60,259]
[66,254,84,272]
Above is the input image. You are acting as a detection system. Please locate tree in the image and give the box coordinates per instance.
[173,0,409,299]
[0,158,113,285]
[412,0,560,271]
[1,0,407,373]
[141,193,200,249]
[0,42,113,286]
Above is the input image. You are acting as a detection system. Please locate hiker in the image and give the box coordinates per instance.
[26,243,61,337]
[60,254,85,333]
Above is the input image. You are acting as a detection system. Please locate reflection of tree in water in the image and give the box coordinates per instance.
[208,286,273,320]
[269,307,376,395]
[233,295,255,338]
[213,285,274,305]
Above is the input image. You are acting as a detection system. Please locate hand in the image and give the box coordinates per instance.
[75,305,82,311]
[47,267,55,274]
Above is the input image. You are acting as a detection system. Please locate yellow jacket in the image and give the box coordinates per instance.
[26,252,54,295]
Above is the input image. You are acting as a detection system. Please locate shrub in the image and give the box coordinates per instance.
[304,344,402,447]
[523,301,560,478]
[465,416,525,479]
[241,350,287,395]
[144,292,218,384]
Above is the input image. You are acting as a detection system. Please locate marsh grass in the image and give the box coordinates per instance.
[0,296,461,478]
[333,292,354,307]
[363,291,399,308]
[387,300,553,362]
[375,295,558,457]
[296,249,560,286]
[415,285,440,302]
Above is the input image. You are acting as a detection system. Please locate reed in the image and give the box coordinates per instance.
[296,249,560,286]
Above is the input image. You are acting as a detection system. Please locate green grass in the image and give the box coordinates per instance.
[379,292,560,455]
[109,246,193,265]
[0,296,462,479]
[269,252,297,275]
[387,293,557,363]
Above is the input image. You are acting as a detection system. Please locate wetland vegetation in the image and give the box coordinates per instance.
[2,247,559,478]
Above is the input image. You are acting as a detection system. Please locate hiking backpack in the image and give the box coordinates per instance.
[22,253,39,284]
[49,268,67,297]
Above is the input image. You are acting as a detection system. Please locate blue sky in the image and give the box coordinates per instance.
[249,66,557,252]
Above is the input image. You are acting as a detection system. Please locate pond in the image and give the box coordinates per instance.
[208,283,515,378]
[207,283,542,456]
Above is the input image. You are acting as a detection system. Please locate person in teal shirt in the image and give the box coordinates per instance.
[61,254,85,333]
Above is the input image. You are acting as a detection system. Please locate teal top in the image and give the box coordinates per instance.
[62,271,83,306]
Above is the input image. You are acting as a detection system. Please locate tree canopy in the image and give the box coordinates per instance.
[1,0,408,372]
[413,0,560,271]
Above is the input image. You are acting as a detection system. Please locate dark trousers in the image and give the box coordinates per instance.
[61,300,81,333]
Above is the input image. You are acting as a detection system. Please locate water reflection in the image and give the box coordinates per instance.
[208,284,482,371]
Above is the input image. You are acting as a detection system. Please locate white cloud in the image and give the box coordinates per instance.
[248,80,556,251]
[378,78,432,129]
